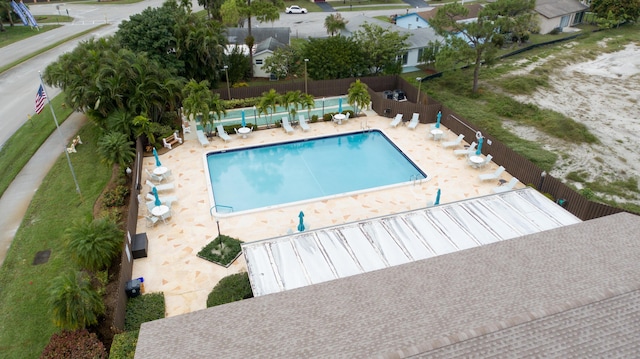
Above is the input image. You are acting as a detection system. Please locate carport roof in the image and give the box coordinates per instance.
[243,188,581,296]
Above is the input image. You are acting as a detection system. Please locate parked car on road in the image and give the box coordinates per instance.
[286,5,307,14]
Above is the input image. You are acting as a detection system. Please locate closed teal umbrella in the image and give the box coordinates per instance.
[434,188,441,206]
[152,147,161,167]
[241,110,246,128]
[436,111,442,128]
[476,137,483,155]
[152,187,161,206]
[338,97,342,113]
[297,211,305,232]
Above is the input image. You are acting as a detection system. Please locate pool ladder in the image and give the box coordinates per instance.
[210,204,234,216]
[361,119,371,131]
[410,174,422,186]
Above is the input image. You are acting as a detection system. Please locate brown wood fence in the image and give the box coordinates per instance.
[114,74,632,329]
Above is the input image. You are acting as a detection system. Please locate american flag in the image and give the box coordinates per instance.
[35,85,47,114]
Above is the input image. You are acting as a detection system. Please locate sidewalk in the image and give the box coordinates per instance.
[0,112,86,265]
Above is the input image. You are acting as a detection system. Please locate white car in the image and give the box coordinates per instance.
[286,5,307,14]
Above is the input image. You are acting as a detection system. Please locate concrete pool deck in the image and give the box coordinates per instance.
[132,112,521,317]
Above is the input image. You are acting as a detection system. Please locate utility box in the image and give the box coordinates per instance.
[132,233,148,259]
[125,279,141,298]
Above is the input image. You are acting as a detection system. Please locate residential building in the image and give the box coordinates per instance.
[225,27,290,78]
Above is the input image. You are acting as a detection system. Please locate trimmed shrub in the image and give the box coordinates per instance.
[206,272,253,307]
[124,293,166,332]
[40,329,107,359]
[197,235,243,267]
[103,185,130,208]
[109,330,139,359]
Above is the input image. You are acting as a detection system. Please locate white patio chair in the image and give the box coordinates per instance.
[160,207,172,224]
[453,141,476,156]
[442,134,464,149]
[281,117,294,134]
[478,166,505,181]
[407,113,419,129]
[299,115,310,131]
[480,154,493,168]
[145,168,164,183]
[389,114,403,127]
[145,215,160,228]
[146,180,175,192]
[217,125,232,142]
[493,177,520,193]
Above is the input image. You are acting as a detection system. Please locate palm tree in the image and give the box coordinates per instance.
[281,91,303,123]
[257,89,279,127]
[97,132,136,169]
[324,13,348,36]
[300,93,315,119]
[347,79,371,117]
[182,79,213,123]
[206,93,226,136]
[48,270,105,330]
[65,216,124,272]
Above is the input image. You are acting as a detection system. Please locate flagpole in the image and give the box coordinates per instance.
[39,72,82,197]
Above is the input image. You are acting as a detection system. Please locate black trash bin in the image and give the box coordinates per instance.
[125,279,141,298]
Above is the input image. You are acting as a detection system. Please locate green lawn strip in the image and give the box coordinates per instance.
[35,15,74,24]
[335,5,409,11]
[0,96,73,199]
[0,123,111,359]
[0,24,107,74]
[0,24,61,48]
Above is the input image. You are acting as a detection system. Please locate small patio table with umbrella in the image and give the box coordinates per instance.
[297,211,305,232]
[152,147,161,167]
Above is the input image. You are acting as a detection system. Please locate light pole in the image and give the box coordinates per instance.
[539,171,547,190]
[416,77,422,104]
[223,65,230,100]
[304,59,309,94]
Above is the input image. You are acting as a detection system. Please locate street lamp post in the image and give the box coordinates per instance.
[416,77,422,104]
[539,171,547,190]
[253,105,257,126]
[304,58,309,94]
[223,65,230,100]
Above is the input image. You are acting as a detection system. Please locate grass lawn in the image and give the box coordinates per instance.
[0,123,111,359]
[0,24,61,48]
[0,96,73,199]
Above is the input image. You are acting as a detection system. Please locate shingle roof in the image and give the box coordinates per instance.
[342,15,443,49]
[535,0,589,19]
[225,27,290,45]
[136,212,640,358]
[254,37,286,56]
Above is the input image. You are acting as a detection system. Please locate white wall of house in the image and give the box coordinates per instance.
[253,52,272,78]
[395,14,430,30]
[538,13,581,33]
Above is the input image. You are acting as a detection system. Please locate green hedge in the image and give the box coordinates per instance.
[109,330,139,359]
[124,293,165,332]
[197,235,242,267]
[206,272,253,307]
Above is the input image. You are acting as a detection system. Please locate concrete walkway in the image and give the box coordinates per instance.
[0,112,86,265]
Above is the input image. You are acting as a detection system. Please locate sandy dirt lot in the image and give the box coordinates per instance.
[507,42,640,204]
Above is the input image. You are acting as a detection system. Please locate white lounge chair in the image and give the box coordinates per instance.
[146,180,175,192]
[182,121,191,134]
[299,115,310,131]
[389,114,403,127]
[145,168,165,183]
[217,125,231,142]
[493,177,519,193]
[146,193,178,207]
[407,113,419,129]
[196,130,209,147]
[281,117,294,134]
[478,165,505,181]
[442,134,464,149]
[453,141,476,156]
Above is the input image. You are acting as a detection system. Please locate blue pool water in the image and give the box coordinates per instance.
[206,130,427,213]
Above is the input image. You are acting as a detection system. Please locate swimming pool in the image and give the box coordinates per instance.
[206,130,427,214]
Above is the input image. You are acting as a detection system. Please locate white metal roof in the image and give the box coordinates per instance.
[242,188,582,296]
